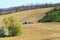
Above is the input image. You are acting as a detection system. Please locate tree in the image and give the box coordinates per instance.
[3,15,22,36]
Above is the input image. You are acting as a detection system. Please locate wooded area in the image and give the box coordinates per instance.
[0,3,60,15]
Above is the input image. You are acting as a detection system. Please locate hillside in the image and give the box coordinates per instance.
[0,7,54,26]
[0,7,60,40]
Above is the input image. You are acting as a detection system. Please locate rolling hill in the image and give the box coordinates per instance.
[0,7,58,40]
[0,7,54,26]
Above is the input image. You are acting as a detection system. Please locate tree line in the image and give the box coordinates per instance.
[0,3,60,15]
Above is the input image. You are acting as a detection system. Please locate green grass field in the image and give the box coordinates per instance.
[39,9,60,22]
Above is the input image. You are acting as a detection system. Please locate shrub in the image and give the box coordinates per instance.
[0,27,9,37]
[3,15,22,36]
[0,27,4,37]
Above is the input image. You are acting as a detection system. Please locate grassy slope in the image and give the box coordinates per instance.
[0,8,57,40]
[0,8,54,26]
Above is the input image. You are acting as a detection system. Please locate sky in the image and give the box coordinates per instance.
[0,0,60,8]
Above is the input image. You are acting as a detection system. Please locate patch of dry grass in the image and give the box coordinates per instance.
[0,23,60,40]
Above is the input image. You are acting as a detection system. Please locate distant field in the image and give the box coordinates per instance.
[0,8,54,26]
[0,23,60,40]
